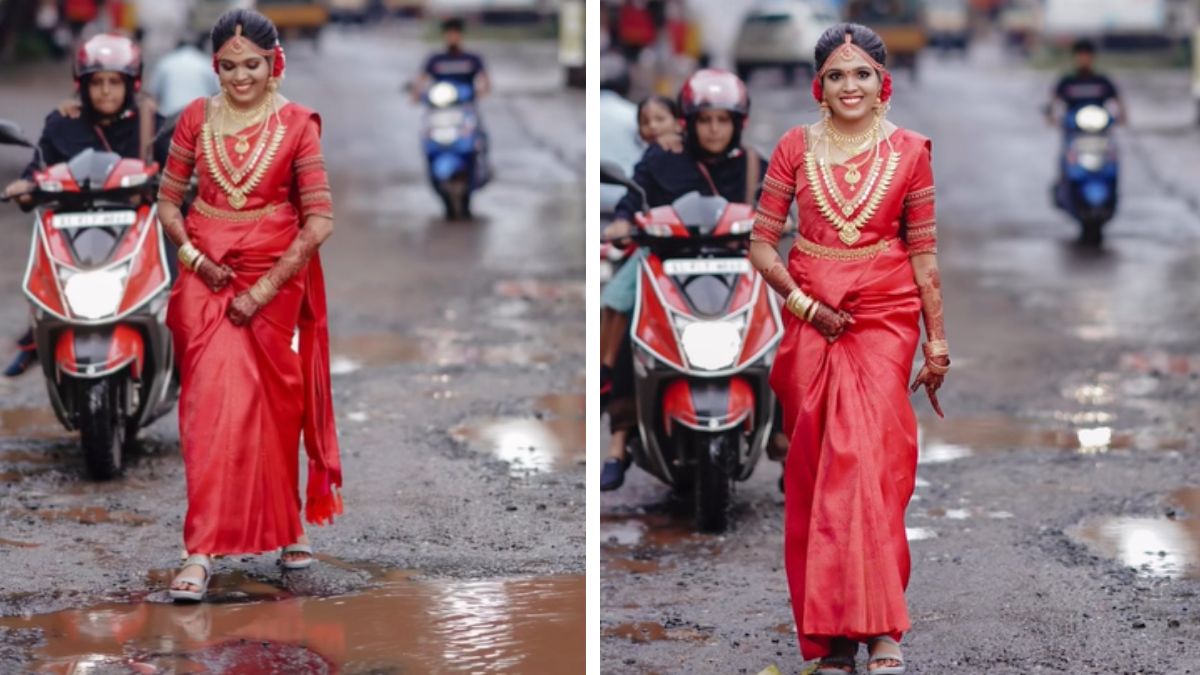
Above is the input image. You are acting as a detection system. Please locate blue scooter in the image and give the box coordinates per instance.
[1055,104,1118,244]
[422,80,490,220]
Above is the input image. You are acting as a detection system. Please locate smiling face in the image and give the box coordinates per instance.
[86,71,127,117]
[216,48,272,108]
[821,49,883,126]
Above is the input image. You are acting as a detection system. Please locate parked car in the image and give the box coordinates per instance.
[924,0,970,52]
[733,0,839,84]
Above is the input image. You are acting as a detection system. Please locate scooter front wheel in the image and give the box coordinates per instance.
[694,432,735,533]
[77,378,124,480]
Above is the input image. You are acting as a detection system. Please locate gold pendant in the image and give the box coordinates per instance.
[844,167,861,185]
[234,138,250,154]
[842,204,855,217]
[229,192,247,209]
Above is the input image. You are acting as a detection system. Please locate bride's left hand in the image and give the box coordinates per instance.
[227,292,261,326]
[910,356,948,418]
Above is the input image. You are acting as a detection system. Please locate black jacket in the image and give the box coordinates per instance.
[22,110,170,180]
[614,144,767,222]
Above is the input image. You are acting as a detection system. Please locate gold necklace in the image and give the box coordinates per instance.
[220,92,272,126]
[201,120,286,210]
[218,105,272,175]
[820,153,883,216]
[805,148,901,245]
[825,119,877,151]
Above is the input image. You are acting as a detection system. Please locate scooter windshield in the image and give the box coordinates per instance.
[67,149,122,191]
[671,193,729,236]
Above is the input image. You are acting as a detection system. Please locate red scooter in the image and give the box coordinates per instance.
[602,163,785,532]
[0,120,177,479]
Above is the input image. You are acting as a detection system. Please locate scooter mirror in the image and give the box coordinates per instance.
[0,120,33,148]
[600,160,629,185]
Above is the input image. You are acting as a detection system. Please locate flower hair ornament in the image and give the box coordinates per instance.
[812,33,891,106]
[212,24,287,81]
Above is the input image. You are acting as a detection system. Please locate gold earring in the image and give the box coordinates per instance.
[820,101,831,123]
[268,78,279,93]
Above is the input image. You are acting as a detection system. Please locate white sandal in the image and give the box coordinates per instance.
[279,543,315,570]
[169,554,212,602]
[867,636,906,674]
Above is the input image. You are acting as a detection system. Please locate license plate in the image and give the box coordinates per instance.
[663,258,751,276]
[51,211,137,229]
[429,110,464,128]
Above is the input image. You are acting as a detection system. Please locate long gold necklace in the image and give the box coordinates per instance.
[201,103,286,210]
[218,93,273,154]
[821,153,883,216]
[805,144,901,246]
[217,104,272,179]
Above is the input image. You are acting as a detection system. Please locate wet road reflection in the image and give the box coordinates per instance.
[917,416,1187,463]
[450,394,584,476]
[1069,488,1200,579]
[0,571,584,673]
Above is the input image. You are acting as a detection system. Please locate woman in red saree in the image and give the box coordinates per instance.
[749,24,950,674]
[155,9,342,601]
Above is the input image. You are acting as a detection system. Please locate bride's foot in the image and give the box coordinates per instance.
[816,637,858,674]
[280,533,314,569]
[169,554,212,602]
[867,636,905,674]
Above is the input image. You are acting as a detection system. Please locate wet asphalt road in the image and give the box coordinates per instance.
[601,40,1200,674]
[0,22,584,672]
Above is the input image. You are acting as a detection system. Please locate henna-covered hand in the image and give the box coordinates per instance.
[226,292,261,326]
[910,355,948,418]
[195,258,235,293]
[810,304,855,343]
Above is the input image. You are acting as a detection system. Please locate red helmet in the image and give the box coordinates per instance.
[75,33,142,87]
[678,69,750,120]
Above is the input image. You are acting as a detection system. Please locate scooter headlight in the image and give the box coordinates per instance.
[428,82,460,108]
[677,315,745,371]
[61,264,129,319]
[1074,105,1111,133]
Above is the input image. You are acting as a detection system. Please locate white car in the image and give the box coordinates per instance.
[733,0,839,84]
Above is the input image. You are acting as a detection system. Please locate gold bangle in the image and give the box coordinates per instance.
[191,253,207,272]
[924,339,950,358]
[248,277,276,305]
[925,358,950,375]
[784,290,807,318]
[178,242,199,270]
[804,300,821,322]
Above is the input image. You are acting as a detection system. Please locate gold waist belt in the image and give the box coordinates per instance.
[794,234,891,261]
[192,196,278,222]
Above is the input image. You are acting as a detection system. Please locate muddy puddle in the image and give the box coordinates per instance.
[1068,488,1200,579]
[603,621,710,644]
[450,393,584,476]
[329,332,556,374]
[2,504,152,526]
[602,513,723,578]
[0,408,65,440]
[0,571,584,673]
[918,416,1188,464]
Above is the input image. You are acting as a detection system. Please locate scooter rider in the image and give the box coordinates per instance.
[600,68,766,491]
[409,17,491,101]
[1046,38,1127,125]
[1,33,169,377]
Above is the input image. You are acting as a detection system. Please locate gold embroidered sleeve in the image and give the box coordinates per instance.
[903,145,938,257]
[293,117,333,219]
[752,131,800,248]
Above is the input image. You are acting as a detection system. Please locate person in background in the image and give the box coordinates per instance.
[409,18,490,101]
[150,35,221,119]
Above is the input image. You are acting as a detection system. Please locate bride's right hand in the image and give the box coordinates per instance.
[809,304,855,343]
[195,258,235,293]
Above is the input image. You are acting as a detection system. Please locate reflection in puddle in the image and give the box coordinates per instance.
[0,572,584,673]
[1068,488,1200,579]
[451,394,584,475]
[0,407,64,440]
[493,279,585,303]
[0,537,40,548]
[906,527,938,541]
[601,513,723,578]
[915,417,1173,464]
[329,333,556,374]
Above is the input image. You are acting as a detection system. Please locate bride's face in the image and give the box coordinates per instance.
[217,48,272,108]
[822,50,883,126]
